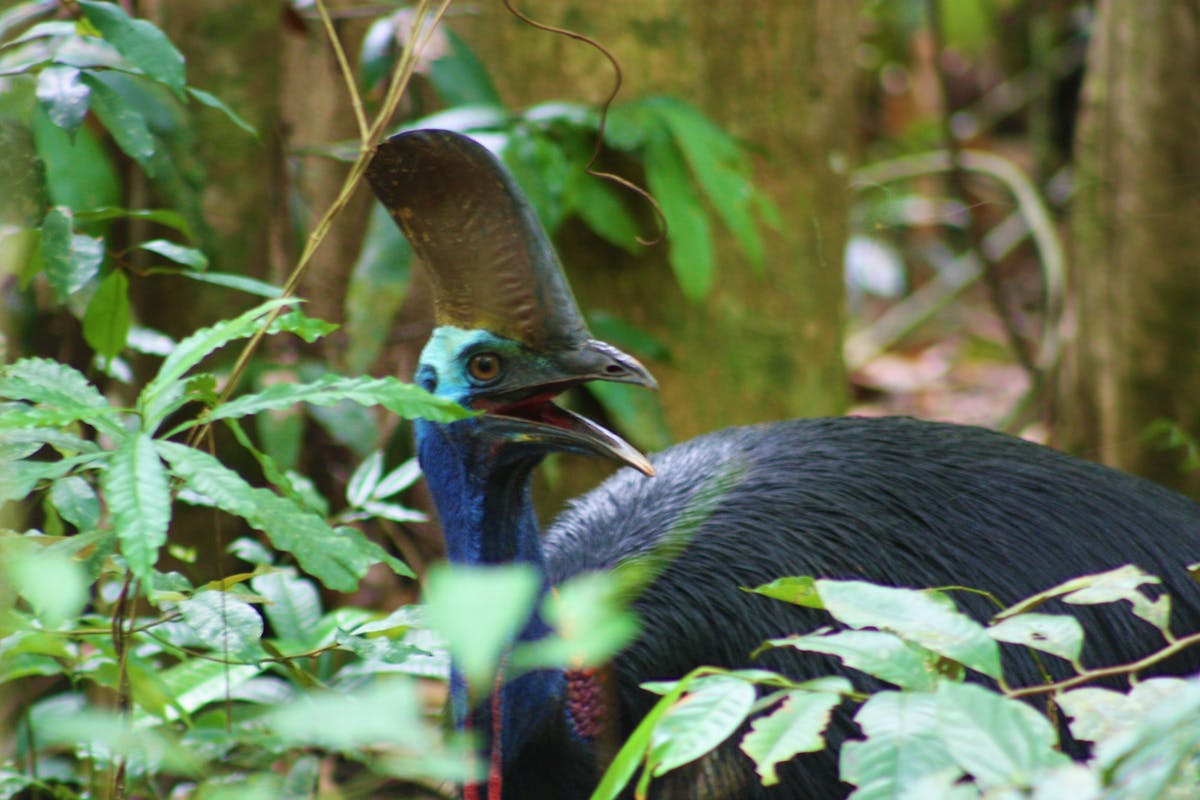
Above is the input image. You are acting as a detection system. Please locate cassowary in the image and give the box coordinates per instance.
[366,129,1200,799]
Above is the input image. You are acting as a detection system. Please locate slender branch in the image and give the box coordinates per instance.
[316,0,369,141]
[1007,630,1200,699]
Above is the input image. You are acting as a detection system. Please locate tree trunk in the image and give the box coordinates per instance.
[1057,0,1200,497]
[456,1,857,442]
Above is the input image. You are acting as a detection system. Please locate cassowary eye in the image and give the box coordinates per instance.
[467,352,503,383]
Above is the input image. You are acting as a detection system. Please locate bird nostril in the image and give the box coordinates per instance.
[605,365,625,374]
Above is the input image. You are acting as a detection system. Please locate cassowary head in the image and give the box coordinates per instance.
[365,129,656,474]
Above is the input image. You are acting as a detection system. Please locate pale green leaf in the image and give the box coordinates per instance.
[251,571,323,651]
[35,64,90,133]
[346,451,384,508]
[40,206,103,299]
[817,580,1002,679]
[841,691,960,799]
[740,690,842,785]
[103,432,170,580]
[79,0,186,98]
[139,238,208,269]
[3,540,89,628]
[372,457,422,500]
[763,629,940,691]
[650,674,756,776]
[177,590,263,659]
[158,658,261,717]
[423,563,541,691]
[50,475,101,530]
[987,613,1084,664]
[82,268,132,357]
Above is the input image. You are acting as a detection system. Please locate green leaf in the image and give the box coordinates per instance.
[359,15,398,93]
[817,580,1002,679]
[372,457,422,500]
[841,691,961,800]
[82,268,132,357]
[740,689,843,786]
[429,29,502,107]
[987,613,1084,665]
[206,374,473,425]
[32,103,122,212]
[585,381,672,452]
[81,71,156,167]
[158,658,261,717]
[511,570,639,672]
[104,432,171,581]
[40,206,104,300]
[251,571,323,651]
[592,673,695,800]
[568,174,642,253]
[74,206,193,238]
[423,563,541,691]
[155,267,283,297]
[187,86,257,136]
[762,629,940,691]
[267,309,338,343]
[649,674,756,776]
[139,238,208,269]
[1002,565,1170,638]
[3,540,89,628]
[35,64,90,133]
[934,682,1067,788]
[177,590,264,659]
[748,575,822,608]
[139,297,296,427]
[346,451,384,509]
[0,357,109,413]
[344,201,412,373]
[650,96,766,271]
[645,129,714,300]
[50,475,101,530]
[1060,678,1192,745]
[158,441,412,589]
[78,0,186,99]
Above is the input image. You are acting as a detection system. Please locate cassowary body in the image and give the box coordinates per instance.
[366,129,1200,800]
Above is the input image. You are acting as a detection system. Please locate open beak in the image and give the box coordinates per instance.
[476,339,657,476]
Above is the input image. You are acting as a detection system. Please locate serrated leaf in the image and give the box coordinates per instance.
[740,690,842,785]
[207,374,473,425]
[645,129,714,300]
[139,238,208,269]
[1093,679,1200,800]
[187,86,257,136]
[82,268,132,357]
[987,613,1083,664]
[104,432,170,581]
[763,629,939,691]
[78,0,186,98]
[50,475,101,531]
[40,206,103,299]
[424,563,541,691]
[934,682,1067,788]
[36,65,91,133]
[267,309,338,343]
[81,71,155,166]
[817,580,1002,679]
[347,451,384,508]
[177,590,263,660]
[841,691,960,799]
[1060,678,1191,744]
[251,571,323,651]
[650,675,756,776]
[139,297,296,427]
[0,357,108,412]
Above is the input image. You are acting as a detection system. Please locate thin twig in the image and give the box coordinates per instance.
[316,0,369,141]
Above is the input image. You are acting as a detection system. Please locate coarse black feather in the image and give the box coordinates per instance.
[499,416,1200,799]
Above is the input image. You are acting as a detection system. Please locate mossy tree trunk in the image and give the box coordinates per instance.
[1057,1,1200,497]
[457,1,858,441]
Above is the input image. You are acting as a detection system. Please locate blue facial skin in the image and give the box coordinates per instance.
[414,326,565,762]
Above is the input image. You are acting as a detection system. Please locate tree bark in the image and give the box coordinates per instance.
[456,1,857,441]
[1057,0,1200,497]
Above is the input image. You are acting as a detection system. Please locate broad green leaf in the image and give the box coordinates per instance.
[841,691,960,800]
[429,29,502,107]
[1093,679,1200,800]
[82,268,131,357]
[156,267,283,297]
[251,571,323,651]
[1060,678,1191,744]
[81,71,155,167]
[159,441,413,589]
[1002,565,1170,638]
[346,450,384,508]
[511,570,639,671]
[32,103,122,212]
[935,682,1067,788]
[0,428,99,461]
[103,432,170,580]
[645,129,714,300]
[139,238,208,269]
[424,563,541,691]
[763,629,939,691]
[987,613,1083,664]
[740,690,843,785]
[74,206,193,238]
[0,358,121,435]
[568,174,642,253]
[748,575,822,608]
[268,680,439,753]
[78,0,186,98]
[0,404,117,433]
[650,96,766,271]
[35,65,90,133]
[158,657,261,717]
[177,590,263,660]
[40,206,103,300]
[503,129,570,232]
[817,580,1002,679]
[139,297,296,427]
[344,201,412,373]
[650,674,756,776]
[3,541,88,628]
[187,86,257,136]
[206,374,472,425]
[49,475,101,530]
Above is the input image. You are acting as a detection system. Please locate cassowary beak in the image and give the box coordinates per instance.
[476,339,657,477]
